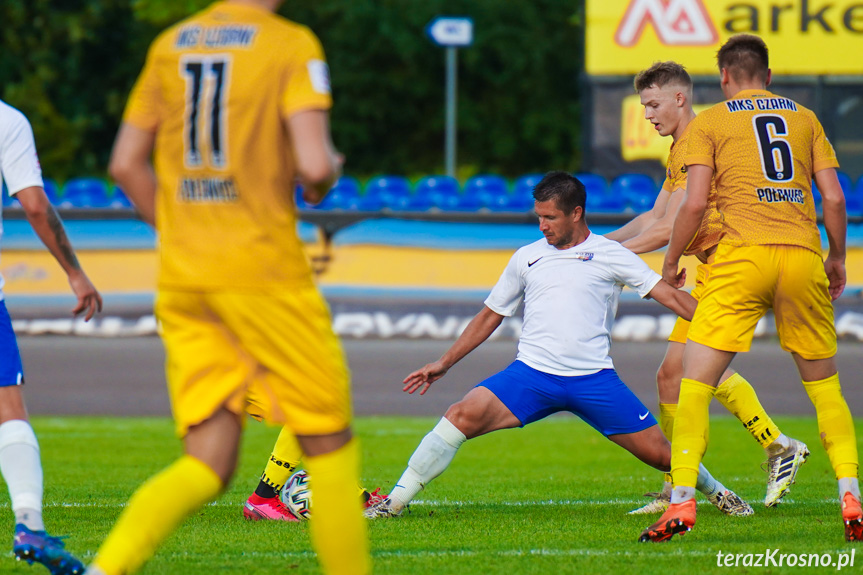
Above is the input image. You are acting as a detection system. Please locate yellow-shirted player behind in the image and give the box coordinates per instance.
[88,2,369,574]
[606,61,807,516]
[641,34,860,543]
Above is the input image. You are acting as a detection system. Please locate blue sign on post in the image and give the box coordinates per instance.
[427,17,473,178]
[426,17,474,47]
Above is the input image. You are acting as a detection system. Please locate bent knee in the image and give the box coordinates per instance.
[443,402,477,436]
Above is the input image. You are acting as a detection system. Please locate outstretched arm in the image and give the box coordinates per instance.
[606,188,674,245]
[663,164,711,286]
[16,187,102,320]
[815,168,847,300]
[604,211,653,244]
[621,189,685,254]
[403,306,505,395]
[646,279,697,322]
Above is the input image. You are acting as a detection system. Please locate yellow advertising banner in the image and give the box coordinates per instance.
[621,95,712,161]
[587,0,863,75]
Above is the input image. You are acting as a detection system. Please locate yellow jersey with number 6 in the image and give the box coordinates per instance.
[684,89,838,254]
[123,1,332,290]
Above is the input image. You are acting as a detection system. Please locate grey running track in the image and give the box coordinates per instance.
[17,336,863,418]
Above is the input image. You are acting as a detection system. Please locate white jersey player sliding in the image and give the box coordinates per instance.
[365,171,753,520]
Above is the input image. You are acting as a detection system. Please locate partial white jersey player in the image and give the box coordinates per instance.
[0,100,100,575]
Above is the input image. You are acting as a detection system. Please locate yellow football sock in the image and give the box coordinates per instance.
[93,455,222,575]
[303,438,370,575]
[714,372,781,448]
[803,374,859,480]
[671,379,715,488]
[262,426,303,492]
[659,403,677,484]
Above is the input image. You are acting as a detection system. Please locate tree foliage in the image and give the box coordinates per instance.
[1,0,583,182]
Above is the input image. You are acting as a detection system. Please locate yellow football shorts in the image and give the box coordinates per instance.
[668,260,712,344]
[156,286,352,438]
[687,244,836,358]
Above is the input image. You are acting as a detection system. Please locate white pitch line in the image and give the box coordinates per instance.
[0,497,835,510]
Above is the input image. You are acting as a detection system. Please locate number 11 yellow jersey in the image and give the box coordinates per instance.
[684,89,838,254]
[123,2,332,290]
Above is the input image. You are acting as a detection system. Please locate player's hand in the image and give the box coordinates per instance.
[403,360,449,395]
[824,256,846,301]
[68,269,103,321]
[662,258,686,288]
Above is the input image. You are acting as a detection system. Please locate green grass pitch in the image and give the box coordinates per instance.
[4,415,860,574]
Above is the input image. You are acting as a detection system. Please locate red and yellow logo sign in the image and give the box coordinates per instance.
[588,0,863,75]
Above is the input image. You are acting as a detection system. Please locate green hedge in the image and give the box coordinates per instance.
[1,0,583,182]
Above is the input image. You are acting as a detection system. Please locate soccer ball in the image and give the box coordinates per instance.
[281,470,312,520]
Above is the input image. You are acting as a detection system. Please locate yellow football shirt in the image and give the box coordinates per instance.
[685,89,838,254]
[123,2,332,290]
[662,123,722,256]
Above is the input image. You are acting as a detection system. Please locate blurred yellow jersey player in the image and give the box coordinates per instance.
[644,34,859,544]
[90,2,370,574]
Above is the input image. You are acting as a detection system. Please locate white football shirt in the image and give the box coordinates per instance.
[0,100,45,298]
[484,232,661,376]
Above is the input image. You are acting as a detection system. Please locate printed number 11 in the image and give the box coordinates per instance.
[182,57,229,169]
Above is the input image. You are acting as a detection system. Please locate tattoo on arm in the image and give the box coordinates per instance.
[46,207,81,270]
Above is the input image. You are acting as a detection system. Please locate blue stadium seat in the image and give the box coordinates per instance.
[416,175,460,197]
[109,186,134,209]
[401,192,434,211]
[504,173,544,212]
[319,176,362,210]
[575,173,607,198]
[610,174,655,213]
[365,175,414,210]
[355,192,385,211]
[416,176,460,211]
[847,175,863,216]
[465,175,508,210]
[574,173,622,213]
[1,183,18,208]
[331,176,362,198]
[61,178,110,208]
[43,179,61,204]
[313,191,347,210]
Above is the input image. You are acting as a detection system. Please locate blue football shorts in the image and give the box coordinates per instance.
[477,360,656,436]
[0,301,23,387]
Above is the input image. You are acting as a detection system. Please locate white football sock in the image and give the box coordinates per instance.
[388,417,466,510]
[659,481,672,499]
[672,463,724,503]
[839,477,861,500]
[765,433,792,456]
[0,420,44,531]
